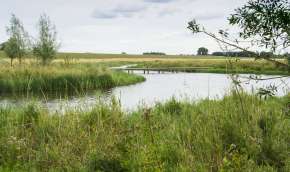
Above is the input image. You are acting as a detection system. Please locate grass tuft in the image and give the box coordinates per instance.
[0,94,289,171]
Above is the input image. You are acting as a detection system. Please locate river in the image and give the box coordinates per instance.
[0,72,289,113]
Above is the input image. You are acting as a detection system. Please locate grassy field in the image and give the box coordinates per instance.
[0,93,289,171]
[131,59,289,75]
[1,51,288,75]
[0,63,145,96]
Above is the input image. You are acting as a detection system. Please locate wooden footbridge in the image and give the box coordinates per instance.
[112,66,212,74]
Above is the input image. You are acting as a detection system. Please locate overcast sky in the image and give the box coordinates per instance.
[0,0,250,55]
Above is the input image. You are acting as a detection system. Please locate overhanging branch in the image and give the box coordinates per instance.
[201,30,289,69]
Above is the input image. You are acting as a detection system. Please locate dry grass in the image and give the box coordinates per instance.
[0,51,288,75]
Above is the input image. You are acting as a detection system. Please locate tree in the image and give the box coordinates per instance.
[5,14,29,65]
[33,14,59,65]
[188,0,289,100]
[260,51,274,58]
[4,38,18,66]
[228,0,290,52]
[285,53,290,66]
[0,42,7,51]
[143,52,166,55]
[188,0,290,70]
[197,47,209,55]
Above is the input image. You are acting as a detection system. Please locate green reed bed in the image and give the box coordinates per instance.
[0,93,289,171]
[133,59,289,75]
[0,65,145,96]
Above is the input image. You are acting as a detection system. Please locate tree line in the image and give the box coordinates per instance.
[197,47,288,58]
[211,51,288,58]
[143,52,166,56]
[1,14,59,66]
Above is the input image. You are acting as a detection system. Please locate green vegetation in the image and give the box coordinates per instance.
[1,50,288,75]
[132,58,289,75]
[0,93,289,171]
[143,52,166,56]
[0,64,145,96]
[188,0,290,70]
[33,14,59,65]
[4,14,29,66]
[197,47,208,56]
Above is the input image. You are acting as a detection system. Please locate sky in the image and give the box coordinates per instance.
[0,0,250,55]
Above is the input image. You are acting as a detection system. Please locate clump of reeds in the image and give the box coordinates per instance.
[0,64,145,96]
[0,93,289,171]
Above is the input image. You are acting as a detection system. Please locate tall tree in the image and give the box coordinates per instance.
[33,14,59,65]
[0,42,7,51]
[5,14,29,65]
[4,38,18,66]
[197,47,209,55]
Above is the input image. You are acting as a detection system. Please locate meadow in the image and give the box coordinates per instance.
[1,51,287,75]
[0,93,289,171]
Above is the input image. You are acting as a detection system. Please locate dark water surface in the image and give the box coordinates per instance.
[0,72,289,113]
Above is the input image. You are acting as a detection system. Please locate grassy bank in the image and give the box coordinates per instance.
[1,51,288,75]
[0,64,145,96]
[0,93,289,171]
[132,59,289,75]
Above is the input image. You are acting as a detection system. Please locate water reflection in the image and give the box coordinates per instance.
[0,72,289,113]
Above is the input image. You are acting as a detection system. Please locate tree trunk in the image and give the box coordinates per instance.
[10,58,13,67]
[19,57,22,65]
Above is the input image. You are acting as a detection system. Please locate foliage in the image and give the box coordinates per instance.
[285,53,290,69]
[4,14,29,65]
[0,94,289,171]
[212,51,276,58]
[188,0,290,70]
[197,47,209,55]
[3,38,18,66]
[143,52,166,56]
[229,0,290,52]
[0,64,145,96]
[33,14,59,65]
[133,59,288,75]
[0,42,6,51]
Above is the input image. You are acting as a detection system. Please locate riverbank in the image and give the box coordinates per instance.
[131,59,290,75]
[0,93,289,171]
[0,64,145,96]
[1,51,288,75]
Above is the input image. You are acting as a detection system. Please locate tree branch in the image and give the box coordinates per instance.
[201,30,289,69]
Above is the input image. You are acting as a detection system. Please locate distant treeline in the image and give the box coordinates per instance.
[143,52,166,56]
[211,51,288,58]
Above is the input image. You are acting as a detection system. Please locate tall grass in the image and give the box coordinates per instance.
[0,93,289,171]
[0,64,145,96]
[133,59,289,75]
[1,50,288,75]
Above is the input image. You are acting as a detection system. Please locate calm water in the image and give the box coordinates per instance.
[0,72,289,113]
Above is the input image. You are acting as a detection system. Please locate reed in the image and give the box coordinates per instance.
[0,64,145,96]
[0,93,289,171]
[133,59,289,75]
